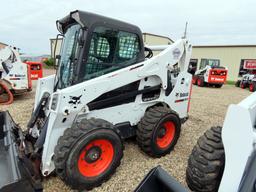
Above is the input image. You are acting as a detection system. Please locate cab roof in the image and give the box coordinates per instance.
[57,10,142,36]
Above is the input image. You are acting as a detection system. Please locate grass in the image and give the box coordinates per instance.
[226,80,236,85]
[42,63,55,69]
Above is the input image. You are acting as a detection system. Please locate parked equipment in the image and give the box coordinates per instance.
[0,46,32,104]
[137,92,256,192]
[235,60,256,92]
[186,91,256,191]
[192,59,228,88]
[0,10,192,191]
[25,61,43,80]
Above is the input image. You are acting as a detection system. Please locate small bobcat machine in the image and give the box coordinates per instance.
[0,46,32,104]
[192,59,228,88]
[0,10,192,191]
[235,60,256,92]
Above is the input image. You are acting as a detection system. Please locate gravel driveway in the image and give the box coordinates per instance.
[0,70,251,192]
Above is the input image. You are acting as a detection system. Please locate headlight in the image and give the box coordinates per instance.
[51,94,59,110]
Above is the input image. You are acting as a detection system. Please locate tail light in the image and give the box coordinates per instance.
[220,71,226,76]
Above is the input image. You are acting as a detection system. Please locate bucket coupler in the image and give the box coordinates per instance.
[135,166,187,192]
[0,111,42,192]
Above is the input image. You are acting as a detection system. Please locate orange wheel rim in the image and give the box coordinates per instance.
[78,139,114,177]
[156,121,176,149]
[198,79,201,86]
[192,77,196,84]
[249,84,253,91]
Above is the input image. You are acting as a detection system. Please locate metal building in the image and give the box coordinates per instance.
[192,45,256,81]
[0,42,7,50]
[143,33,173,45]
[50,38,62,58]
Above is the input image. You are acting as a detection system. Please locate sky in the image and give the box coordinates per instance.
[0,0,256,55]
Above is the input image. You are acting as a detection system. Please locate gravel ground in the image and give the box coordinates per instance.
[0,70,251,192]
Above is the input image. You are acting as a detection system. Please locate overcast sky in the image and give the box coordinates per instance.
[0,0,256,55]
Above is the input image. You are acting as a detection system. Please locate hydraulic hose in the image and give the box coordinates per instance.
[0,82,13,105]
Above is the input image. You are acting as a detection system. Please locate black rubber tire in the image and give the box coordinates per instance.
[235,80,241,87]
[197,76,205,87]
[186,126,225,192]
[215,84,223,88]
[54,118,123,191]
[240,81,248,89]
[137,106,181,157]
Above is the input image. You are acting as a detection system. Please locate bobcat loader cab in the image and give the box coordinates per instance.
[0,10,192,191]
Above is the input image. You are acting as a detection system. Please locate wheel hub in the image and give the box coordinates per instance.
[84,146,102,163]
[158,127,166,138]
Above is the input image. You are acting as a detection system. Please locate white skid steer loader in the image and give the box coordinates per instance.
[192,59,228,88]
[235,60,256,92]
[0,10,192,191]
[0,46,32,104]
[186,91,256,192]
[136,91,256,192]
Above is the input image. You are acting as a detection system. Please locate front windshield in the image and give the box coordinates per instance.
[208,59,220,67]
[56,24,80,89]
[200,59,220,69]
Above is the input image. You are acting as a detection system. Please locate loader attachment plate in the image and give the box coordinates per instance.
[135,166,187,192]
[0,111,42,192]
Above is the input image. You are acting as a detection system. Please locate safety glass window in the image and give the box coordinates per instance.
[118,32,139,59]
[83,26,140,80]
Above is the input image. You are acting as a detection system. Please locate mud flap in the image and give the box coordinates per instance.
[134,166,188,192]
[0,111,42,192]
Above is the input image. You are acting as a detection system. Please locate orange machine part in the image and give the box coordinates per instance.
[25,61,43,80]
[208,69,228,84]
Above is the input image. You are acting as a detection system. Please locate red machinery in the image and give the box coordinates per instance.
[25,61,43,80]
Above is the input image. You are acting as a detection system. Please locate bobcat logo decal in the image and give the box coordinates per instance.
[68,95,82,105]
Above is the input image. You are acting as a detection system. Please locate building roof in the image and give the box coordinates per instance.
[0,42,7,46]
[143,32,174,43]
[194,45,256,48]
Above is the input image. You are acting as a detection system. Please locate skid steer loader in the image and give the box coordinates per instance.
[192,59,228,88]
[186,90,256,192]
[136,91,256,192]
[235,60,256,92]
[0,46,32,104]
[0,10,192,191]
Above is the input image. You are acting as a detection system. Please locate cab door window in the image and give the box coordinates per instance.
[83,26,140,80]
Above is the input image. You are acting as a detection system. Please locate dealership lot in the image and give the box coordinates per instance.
[0,73,250,191]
